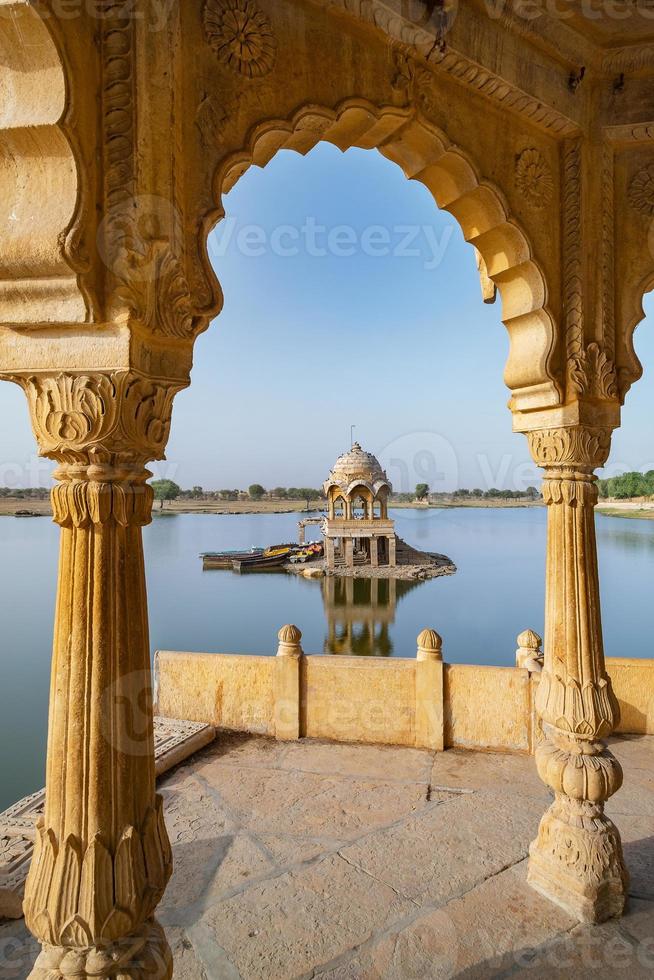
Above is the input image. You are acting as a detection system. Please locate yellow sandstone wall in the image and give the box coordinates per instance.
[607,658,654,735]
[444,664,533,752]
[301,656,416,745]
[154,651,654,752]
[154,651,275,735]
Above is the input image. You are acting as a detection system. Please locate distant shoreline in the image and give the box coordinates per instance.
[0,497,545,518]
[5,496,653,520]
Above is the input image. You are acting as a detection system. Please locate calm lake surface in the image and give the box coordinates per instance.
[1,506,653,810]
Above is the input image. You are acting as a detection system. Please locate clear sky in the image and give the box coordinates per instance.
[0,143,652,491]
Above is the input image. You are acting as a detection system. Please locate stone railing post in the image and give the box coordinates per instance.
[526,425,628,922]
[415,629,444,751]
[516,629,543,673]
[274,625,302,741]
[12,372,182,979]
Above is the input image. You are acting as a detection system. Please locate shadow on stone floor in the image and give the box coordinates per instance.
[625,836,654,901]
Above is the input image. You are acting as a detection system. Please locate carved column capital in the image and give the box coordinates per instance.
[11,372,184,528]
[526,425,612,473]
[12,371,183,467]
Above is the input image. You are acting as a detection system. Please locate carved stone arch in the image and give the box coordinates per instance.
[0,3,89,324]
[619,274,654,399]
[202,99,561,415]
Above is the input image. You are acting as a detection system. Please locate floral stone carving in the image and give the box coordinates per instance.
[628,164,654,217]
[204,0,276,78]
[515,148,554,208]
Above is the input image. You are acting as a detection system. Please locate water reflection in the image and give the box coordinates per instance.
[321,576,425,657]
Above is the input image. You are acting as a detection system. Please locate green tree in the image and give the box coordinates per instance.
[151,479,181,510]
[415,483,429,500]
[297,488,321,509]
[248,484,265,500]
[273,487,288,499]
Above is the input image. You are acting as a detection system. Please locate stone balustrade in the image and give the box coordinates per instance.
[154,629,654,757]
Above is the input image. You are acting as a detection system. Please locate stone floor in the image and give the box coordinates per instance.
[1,734,653,979]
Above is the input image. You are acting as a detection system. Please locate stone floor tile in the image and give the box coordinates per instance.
[161,774,237,846]
[279,740,433,783]
[161,832,275,927]
[339,790,544,907]
[164,926,208,980]
[429,748,551,800]
[0,918,38,979]
[195,732,291,771]
[201,764,431,840]
[202,851,416,980]
[314,861,576,980]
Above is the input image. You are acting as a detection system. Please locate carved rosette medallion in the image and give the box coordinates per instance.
[515,148,554,208]
[628,164,654,217]
[204,0,276,78]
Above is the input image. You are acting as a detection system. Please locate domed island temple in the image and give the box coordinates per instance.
[322,443,396,569]
[296,442,454,582]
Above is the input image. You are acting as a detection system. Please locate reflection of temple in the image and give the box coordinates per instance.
[321,575,423,657]
[323,443,396,569]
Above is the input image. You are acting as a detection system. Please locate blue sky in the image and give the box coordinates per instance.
[0,143,652,491]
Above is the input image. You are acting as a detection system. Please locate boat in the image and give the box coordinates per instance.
[232,551,293,572]
[202,547,264,570]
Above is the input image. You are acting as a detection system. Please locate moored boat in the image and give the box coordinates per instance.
[232,551,292,572]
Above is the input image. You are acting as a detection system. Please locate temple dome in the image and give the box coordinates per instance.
[324,442,391,494]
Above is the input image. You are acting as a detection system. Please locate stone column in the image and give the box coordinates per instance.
[325,537,335,569]
[370,537,379,568]
[345,538,354,568]
[388,536,397,568]
[526,425,628,923]
[14,372,181,979]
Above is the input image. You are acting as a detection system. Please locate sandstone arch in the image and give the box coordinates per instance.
[205,100,561,414]
[0,4,87,324]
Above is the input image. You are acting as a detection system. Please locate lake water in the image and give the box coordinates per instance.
[1,506,653,810]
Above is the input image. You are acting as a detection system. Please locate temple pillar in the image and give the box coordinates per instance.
[13,371,182,979]
[370,537,379,567]
[388,536,397,568]
[526,425,627,923]
[325,537,335,569]
[345,538,354,568]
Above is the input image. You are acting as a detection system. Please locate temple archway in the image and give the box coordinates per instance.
[201,100,561,415]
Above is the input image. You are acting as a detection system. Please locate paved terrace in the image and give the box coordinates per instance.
[1,735,653,979]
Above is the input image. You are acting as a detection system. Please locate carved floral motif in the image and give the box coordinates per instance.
[569,343,618,401]
[515,148,554,208]
[13,373,183,466]
[527,426,612,470]
[25,796,172,952]
[628,164,654,217]
[204,0,276,78]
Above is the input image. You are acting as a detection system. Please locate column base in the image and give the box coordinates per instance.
[28,919,172,980]
[528,799,628,923]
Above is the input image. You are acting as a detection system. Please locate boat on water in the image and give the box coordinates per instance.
[202,541,323,572]
[202,547,264,570]
[232,551,291,572]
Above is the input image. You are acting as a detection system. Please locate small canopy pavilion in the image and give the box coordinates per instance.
[322,443,396,569]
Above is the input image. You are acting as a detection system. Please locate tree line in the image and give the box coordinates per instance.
[149,481,326,508]
[598,471,654,500]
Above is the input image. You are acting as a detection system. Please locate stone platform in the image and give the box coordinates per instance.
[1,735,652,979]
